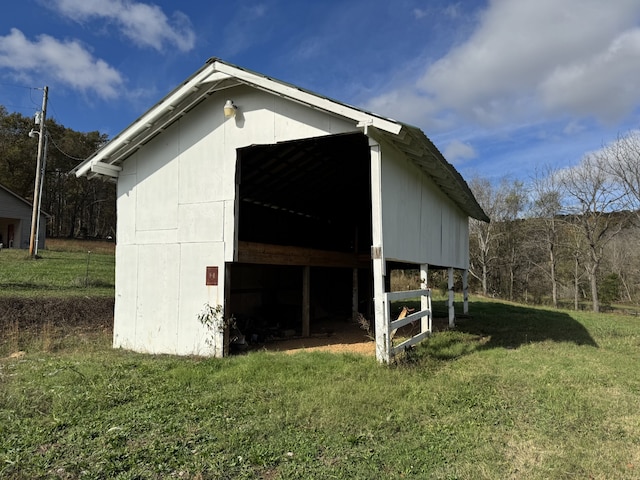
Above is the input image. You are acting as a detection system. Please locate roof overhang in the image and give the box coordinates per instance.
[72,58,488,222]
[73,58,401,181]
[367,126,490,222]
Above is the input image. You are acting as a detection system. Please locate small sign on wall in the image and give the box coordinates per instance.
[206,266,219,286]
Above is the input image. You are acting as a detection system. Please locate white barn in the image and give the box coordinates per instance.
[74,58,488,363]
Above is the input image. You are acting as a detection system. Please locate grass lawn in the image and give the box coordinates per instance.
[0,238,115,298]
[1,241,639,478]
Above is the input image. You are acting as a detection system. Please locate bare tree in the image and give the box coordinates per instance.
[468,176,524,298]
[468,176,497,296]
[560,154,628,312]
[605,130,640,220]
[528,166,564,308]
[497,180,527,301]
[604,230,640,303]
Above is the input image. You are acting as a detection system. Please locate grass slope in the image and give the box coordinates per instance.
[1,241,639,478]
[0,239,115,298]
[1,300,640,479]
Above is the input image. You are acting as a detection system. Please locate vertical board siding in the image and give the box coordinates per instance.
[381,144,469,269]
[114,87,357,356]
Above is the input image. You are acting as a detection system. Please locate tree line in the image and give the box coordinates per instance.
[0,106,115,239]
[2,103,638,313]
[467,130,640,313]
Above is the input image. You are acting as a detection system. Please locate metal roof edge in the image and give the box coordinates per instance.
[406,125,490,222]
[368,125,489,223]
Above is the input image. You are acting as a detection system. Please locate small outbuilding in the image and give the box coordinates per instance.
[74,58,488,362]
[0,182,47,250]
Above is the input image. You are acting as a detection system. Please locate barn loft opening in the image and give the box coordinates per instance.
[228,132,374,350]
[236,132,372,251]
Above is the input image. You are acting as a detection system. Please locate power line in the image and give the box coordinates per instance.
[0,83,46,115]
[0,103,36,112]
[0,81,36,90]
[47,132,90,162]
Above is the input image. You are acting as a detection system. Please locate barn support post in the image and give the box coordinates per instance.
[352,267,359,322]
[448,267,455,327]
[373,256,388,362]
[420,264,430,333]
[463,269,469,315]
[302,266,310,337]
[368,138,389,363]
[223,263,231,357]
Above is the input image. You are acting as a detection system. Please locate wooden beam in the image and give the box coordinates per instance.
[237,241,369,268]
[448,267,455,327]
[302,266,310,337]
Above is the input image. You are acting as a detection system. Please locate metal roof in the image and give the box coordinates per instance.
[73,58,488,222]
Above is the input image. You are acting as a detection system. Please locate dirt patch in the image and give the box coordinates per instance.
[242,316,453,356]
[0,297,114,329]
[261,324,375,355]
[239,317,376,356]
[1,297,114,355]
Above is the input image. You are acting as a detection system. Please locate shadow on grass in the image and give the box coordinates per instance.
[454,300,598,350]
[394,299,598,366]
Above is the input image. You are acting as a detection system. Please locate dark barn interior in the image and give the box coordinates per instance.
[227,132,374,346]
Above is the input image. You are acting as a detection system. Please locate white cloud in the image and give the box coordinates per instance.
[562,121,586,136]
[367,0,640,128]
[220,3,269,56]
[539,29,640,122]
[48,0,195,52]
[413,9,427,20]
[442,3,462,20]
[443,139,477,164]
[0,29,123,99]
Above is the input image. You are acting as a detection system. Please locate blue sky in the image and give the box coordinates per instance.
[1,0,640,183]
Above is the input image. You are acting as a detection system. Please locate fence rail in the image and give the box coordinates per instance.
[385,288,432,357]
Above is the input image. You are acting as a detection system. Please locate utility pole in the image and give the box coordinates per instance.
[28,86,48,258]
[34,132,49,256]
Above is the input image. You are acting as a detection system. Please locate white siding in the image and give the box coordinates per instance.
[136,131,179,233]
[114,85,358,356]
[116,170,137,245]
[113,244,137,350]
[177,242,226,355]
[135,243,180,353]
[177,202,224,243]
[380,143,469,269]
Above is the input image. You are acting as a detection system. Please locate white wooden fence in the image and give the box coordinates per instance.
[385,288,432,357]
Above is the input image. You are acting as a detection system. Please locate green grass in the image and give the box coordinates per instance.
[2,298,640,479]
[2,244,639,478]
[0,240,115,298]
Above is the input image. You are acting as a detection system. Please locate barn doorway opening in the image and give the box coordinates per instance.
[228,132,374,352]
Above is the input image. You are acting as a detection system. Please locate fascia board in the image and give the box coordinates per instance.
[75,66,230,178]
[90,162,123,178]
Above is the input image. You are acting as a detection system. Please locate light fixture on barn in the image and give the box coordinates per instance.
[223,100,237,118]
